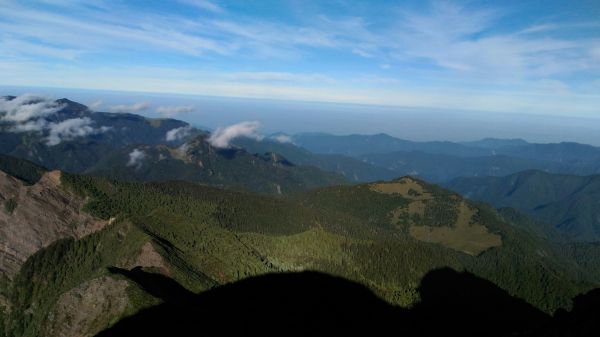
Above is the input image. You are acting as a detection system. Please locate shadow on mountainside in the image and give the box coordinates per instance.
[97,267,598,337]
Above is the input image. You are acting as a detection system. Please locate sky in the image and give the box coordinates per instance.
[1,0,600,141]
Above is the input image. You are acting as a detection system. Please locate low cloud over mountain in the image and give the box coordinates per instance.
[109,102,150,113]
[208,121,262,148]
[1,94,110,145]
[165,125,193,141]
[127,148,146,169]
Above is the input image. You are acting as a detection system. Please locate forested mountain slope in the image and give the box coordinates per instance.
[1,157,599,337]
[84,135,347,194]
[234,137,397,182]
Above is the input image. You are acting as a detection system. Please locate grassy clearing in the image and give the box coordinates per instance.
[372,178,502,255]
[409,202,502,255]
[369,177,431,200]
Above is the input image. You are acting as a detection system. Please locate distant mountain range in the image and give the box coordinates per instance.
[292,132,600,182]
[233,137,398,182]
[446,170,600,242]
[4,95,600,189]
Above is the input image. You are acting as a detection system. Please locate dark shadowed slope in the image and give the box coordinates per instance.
[97,268,553,337]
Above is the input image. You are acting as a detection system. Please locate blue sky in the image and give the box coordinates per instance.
[1,0,599,117]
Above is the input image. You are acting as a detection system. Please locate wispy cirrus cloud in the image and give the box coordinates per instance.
[0,2,232,57]
[1,0,597,79]
[386,2,599,81]
[0,38,82,60]
[178,0,224,13]
[223,72,335,83]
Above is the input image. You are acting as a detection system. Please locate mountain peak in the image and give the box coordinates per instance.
[56,98,90,112]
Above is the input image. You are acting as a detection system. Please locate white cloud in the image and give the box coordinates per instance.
[178,0,223,13]
[127,148,146,168]
[352,48,373,58]
[46,117,110,146]
[88,100,103,111]
[0,94,64,123]
[10,119,49,132]
[591,46,600,62]
[156,105,194,117]
[208,121,262,148]
[271,134,292,143]
[534,79,571,95]
[224,72,334,83]
[0,2,231,57]
[0,94,110,145]
[0,38,82,60]
[109,102,149,113]
[165,125,193,141]
[389,3,598,80]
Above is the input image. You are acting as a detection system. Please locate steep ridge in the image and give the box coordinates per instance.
[84,135,347,194]
[0,169,108,279]
[234,136,397,182]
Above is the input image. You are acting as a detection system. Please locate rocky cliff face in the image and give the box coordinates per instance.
[0,170,107,279]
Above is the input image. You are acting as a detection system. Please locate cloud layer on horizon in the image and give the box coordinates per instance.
[156,105,194,117]
[109,102,150,113]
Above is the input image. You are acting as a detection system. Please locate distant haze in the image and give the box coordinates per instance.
[3,85,600,146]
